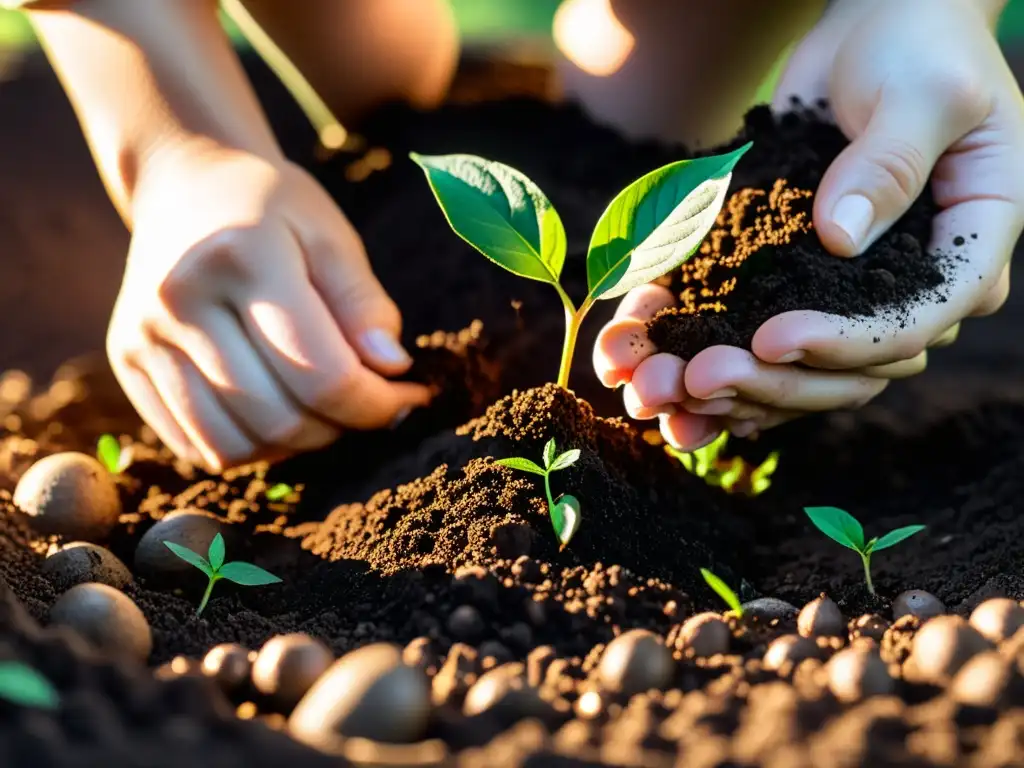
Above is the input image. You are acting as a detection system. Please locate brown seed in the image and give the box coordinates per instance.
[969,598,1024,645]
[202,643,252,694]
[49,582,151,663]
[134,510,224,585]
[849,614,890,642]
[798,595,845,637]
[677,612,731,657]
[763,635,820,671]
[741,598,798,622]
[43,542,132,592]
[463,662,549,721]
[826,646,894,702]
[288,643,431,749]
[950,651,1024,708]
[597,629,673,696]
[252,633,333,712]
[14,452,121,541]
[909,615,991,683]
[892,590,945,621]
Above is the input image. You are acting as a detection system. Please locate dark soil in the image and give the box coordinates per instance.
[0,53,1023,767]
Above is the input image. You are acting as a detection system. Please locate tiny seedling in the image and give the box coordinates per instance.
[265,483,294,502]
[412,144,751,389]
[804,507,925,596]
[163,533,282,616]
[495,438,581,549]
[700,568,744,617]
[0,661,59,710]
[96,433,132,474]
[667,432,779,496]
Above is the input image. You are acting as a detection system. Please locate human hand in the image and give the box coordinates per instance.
[107,141,430,471]
[594,0,1024,451]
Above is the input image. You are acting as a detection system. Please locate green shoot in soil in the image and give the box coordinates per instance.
[700,568,744,617]
[495,438,581,549]
[96,433,132,474]
[667,431,779,496]
[0,662,59,710]
[804,507,926,595]
[412,144,751,389]
[265,483,294,502]
[163,533,282,616]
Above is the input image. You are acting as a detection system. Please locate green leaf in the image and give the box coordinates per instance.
[551,494,581,550]
[542,439,557,470]
[804,507,865,552]
[162,541,214,577]
[870,525,926,553]
[494,457,546,476]
[0,662,59,710]
[586,143,751,300]
[700,568,743,616]
[96,434,122,474]
[207,533,225,571]
[218,561,283,587]
[265,483,293,502]
[549,449,581,473]
[411,153,567,285]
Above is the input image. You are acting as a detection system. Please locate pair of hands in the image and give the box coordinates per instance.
[110,0,1023,470]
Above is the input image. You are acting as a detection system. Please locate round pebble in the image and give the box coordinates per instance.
[677,612,730,657]
[42,542,132,592]
[202,643,252,694]
[763,635,820,671]
[252,634,333,712]
[597,630,674,696]
[798,595,845,637]
[463,662,549,721]
[892,590,945,621]
[14,452,122,541]
[447,605,485,643]
[288,643,431,749]
[950,651,1023,708]
[49,582,152,663]
[909,615,991,682]
[134,510,224,585]
[826,646,894,702]
[969,598,1024,645]
[741,598,798,622]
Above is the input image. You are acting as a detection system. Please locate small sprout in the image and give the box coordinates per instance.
[804,507,926,595]
[412,144,751,389]
[495,438,581,549]
[0,662,59,710]
[700,568,744,617]
[668,432,779,496]
[265,483,294,502]
[163,533,282,616]
[96,434,132,474]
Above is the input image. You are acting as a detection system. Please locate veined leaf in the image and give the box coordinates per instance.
[494,457,546,476]
[552,494,581,550]
[162,541,214,577]
[549,449,581,473]
[586,143,751,300]
[207,533,225,571]
[218,561,282,587]
[700,568,743,616]
[542,439,557,470]
[0,662,59,709]
[870,525,926,553]
[804,507,865,552]
[411,153,567,284]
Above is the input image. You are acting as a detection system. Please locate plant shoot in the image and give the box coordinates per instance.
[495,438,582,549]
[700,568,744,617]
[265,483,294,502]
[667,432,779,496]
[96,434,132,474]
[163,533,282,616]
[804,507,925,595]
[0,662,59,710]
[412,144,751,388]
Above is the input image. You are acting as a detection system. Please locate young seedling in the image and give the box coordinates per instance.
[700,568,744,617]
[163,533,282,616]
[667,432,780,496]
[412,144,751,389]
[0,662,59,710]
[495,438,581,549]
[96,433,132,474]
[265,483,294,502]
[804,507,926,596]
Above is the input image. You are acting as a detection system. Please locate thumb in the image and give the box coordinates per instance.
[814,93,974,257]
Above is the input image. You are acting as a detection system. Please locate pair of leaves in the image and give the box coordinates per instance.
[411,142,750,303]
[700,568,743,617]
[0,662,59,710]
[804,507,925,555]
[163,533,282,587]
[96,434,132,474]
[495,438,581,476]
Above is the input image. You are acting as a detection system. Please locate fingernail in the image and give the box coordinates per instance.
[776,350,804,364]
[390,406,412,429]
[705,388,737,399]
[831,194,874,252]
[362,329,412,367]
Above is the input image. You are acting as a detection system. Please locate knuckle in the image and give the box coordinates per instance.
[870,140,929,205]
[300,369,359,415]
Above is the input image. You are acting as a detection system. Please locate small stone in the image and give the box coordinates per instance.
[763,635,820,671]
[14,452,122,541]
[969,598,1024,644]
[798,595,845,637]
[42,542,132,592]
[849,614,890,643]
[909,615,991,683]
[463,663,549,721]
[597,630,674,696]
[202,643,252,694]
[447,605,485,643]
[892,590,945,621]
[48,583,151,663]
[677,612,730,657]
[289,643,430,749]
[252,634,333,712]
[951,651,1023,708]
[826,646,894,702]
[134,510,224,586]
[741,598,798,622]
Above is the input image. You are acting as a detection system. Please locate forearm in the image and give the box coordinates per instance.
[28,0,282,223]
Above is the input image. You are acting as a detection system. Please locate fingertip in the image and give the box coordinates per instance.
[631,353,687,407]
[357,328,414,375]
[613,284,677,321]
[593,317,656,386]
[660,411,721,452]
[682,346,749,399]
